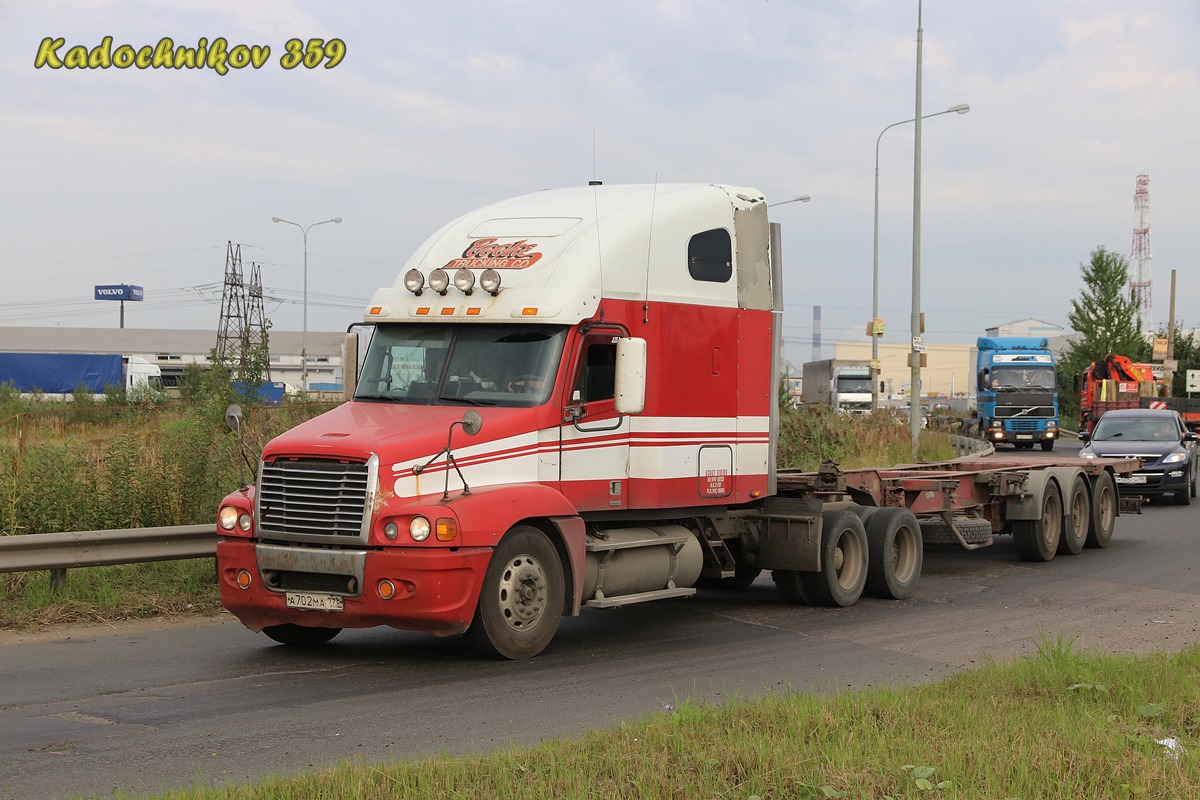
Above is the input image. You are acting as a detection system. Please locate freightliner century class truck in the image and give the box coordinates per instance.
[216,184,1135,659]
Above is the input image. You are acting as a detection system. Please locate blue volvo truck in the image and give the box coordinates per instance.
[975,337,1059,451]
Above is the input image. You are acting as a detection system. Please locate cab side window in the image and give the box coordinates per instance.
[575,340,616,403]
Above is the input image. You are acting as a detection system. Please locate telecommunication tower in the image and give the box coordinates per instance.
[1130,174,1152,331]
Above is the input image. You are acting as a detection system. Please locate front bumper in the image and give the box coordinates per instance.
[217,539,492,636]
[1112,467,1188,496]
[990,428,1056,443]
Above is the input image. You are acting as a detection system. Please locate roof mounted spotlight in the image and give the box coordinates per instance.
[453,268,475,295]
[479,268,502,296]
[428,268,450,295]
[403,269,425,296]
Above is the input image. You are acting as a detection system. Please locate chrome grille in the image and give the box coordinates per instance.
[256,455,378,543]
[996,405,1054,419]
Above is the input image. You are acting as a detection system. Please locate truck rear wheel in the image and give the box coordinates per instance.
[1057,474,1090,556]
[465,526,565,660]
[262,624,342,647]
[800,509,867,607]
[1086,471,1116,549]
[864,508,922,600]
[1012,482,1062,562]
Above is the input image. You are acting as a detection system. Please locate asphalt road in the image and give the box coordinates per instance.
[4,443,1199,800]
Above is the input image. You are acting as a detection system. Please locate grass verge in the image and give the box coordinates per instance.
[118,637,1199,799]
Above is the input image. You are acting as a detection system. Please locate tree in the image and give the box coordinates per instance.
[1064,247,1145,372]
[1059,247,1146,425]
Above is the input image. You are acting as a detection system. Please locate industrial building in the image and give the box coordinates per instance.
[0,327,347,392]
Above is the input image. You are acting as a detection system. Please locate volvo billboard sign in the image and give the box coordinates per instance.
[94,284,144,301]
[94,284,144,327]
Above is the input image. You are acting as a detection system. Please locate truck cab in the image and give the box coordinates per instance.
[975,336,1059,450]
[216,183,787,658]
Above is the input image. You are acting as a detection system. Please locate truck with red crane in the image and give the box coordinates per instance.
[215,183,1138,659]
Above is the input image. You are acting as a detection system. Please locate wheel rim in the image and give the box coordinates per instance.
[1098,482,1115,533]
[892,524,919,583]
[1070,488,1088,539]
[497,554,549,631]
[1042,494,1061,549]
[835,529,864,590]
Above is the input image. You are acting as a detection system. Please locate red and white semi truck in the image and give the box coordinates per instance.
[216,183,1133,659]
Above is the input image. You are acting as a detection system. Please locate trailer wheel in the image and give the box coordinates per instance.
[465,526,564,660]
[1040,439,1055,452]
[1012,481,1062,562]
[1057,475,1090,556]
[772,569,812,605]
[864,508,923,600]
[800,509,867,607]
[1086,471,1117,549]
[262,624,342,647]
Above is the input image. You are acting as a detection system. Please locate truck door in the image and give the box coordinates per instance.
[558,333,630,511]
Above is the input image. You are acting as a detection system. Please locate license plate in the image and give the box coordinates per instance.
[1116,475,1147,485]
[1015,434,1033,440]
[285,591,344,612]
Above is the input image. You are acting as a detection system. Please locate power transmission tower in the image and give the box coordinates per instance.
[1130,174,1152,331]
[246,262,272,381]
[215,242,248,368]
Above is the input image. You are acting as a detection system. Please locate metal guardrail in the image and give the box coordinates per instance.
[0,524,215,591]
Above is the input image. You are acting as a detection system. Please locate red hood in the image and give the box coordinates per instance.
[263,401,544,465]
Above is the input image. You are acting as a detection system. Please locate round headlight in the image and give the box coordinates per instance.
[409,516,431,541]
[480,269,502,295]
[384,521,399,540]
[453,268,475,293]
[403,269,425,294]
[219,506,239,531]
[428,269,449,294]
[238,514,252,532]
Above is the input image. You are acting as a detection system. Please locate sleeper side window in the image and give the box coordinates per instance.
[688,228,732,283]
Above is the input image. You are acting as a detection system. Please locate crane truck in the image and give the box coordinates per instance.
[216,183,1136,659]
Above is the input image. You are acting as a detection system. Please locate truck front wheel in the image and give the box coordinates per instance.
[466,526,565,660]
[262,624,342,647]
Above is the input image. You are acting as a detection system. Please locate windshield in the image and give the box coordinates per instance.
[1092,417,1180,442]
[988,366,1055,391]
[836,376,872,393]
[354,323,567,407]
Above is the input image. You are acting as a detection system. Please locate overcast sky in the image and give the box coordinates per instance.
[2,1,1196,369]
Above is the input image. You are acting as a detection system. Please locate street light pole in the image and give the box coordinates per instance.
[910,0,925,460]
[271,215,342,393]
[768,195,811,208]
[871,103,968,413]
